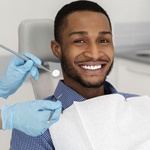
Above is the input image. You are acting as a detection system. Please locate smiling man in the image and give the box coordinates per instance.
[10,1,137,149]
[51,9,114,99]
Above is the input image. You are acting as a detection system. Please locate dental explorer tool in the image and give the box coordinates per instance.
[47,94,62,123]
[0,44,60,77]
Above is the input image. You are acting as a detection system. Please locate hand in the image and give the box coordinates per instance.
[0,52,41,98]
[1,100,62,136]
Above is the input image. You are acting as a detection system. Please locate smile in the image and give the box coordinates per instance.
[81,65,102,70]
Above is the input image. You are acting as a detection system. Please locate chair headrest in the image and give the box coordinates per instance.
[18,19,60,63]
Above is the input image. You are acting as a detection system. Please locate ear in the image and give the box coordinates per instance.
[51,40,61,59]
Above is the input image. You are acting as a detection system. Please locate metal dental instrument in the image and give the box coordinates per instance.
[47,94,62,123]
[0,44,60,76]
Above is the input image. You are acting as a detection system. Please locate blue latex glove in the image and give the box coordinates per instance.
[0,52,41,99]
[1,100,62,136]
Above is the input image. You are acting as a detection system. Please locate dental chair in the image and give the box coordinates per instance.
[18,19,63,99]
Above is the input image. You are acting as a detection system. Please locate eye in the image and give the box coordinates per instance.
[73,39,85,44]
[100,39,109,43]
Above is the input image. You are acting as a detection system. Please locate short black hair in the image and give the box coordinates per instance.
[54,0,112,43]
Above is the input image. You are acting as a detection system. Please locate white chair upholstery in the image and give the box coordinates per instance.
[18,19,63,99]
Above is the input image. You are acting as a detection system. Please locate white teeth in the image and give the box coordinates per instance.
[81,65,102,70]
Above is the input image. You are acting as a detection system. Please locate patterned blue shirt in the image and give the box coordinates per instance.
[10,80,137,150]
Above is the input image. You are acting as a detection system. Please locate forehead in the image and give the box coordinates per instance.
[64,11,111,32]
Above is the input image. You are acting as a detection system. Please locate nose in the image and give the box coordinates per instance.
[83,43,102,60]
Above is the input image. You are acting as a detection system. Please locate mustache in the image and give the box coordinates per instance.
[75,54,110,63]
[75,58,109,63]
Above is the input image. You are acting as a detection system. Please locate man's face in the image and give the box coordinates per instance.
[58,11,114,88]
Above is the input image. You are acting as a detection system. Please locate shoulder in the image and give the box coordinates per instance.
[118,92,139,99]
[104,81,139,99]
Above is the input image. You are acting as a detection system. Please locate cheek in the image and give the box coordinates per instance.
[63,46,80,63]
[61,49,75,66]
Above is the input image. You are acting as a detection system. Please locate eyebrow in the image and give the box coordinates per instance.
[99,31,112,35]
[69,31,88,37]
[69,31,112,37]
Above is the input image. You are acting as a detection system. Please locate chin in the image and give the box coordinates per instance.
[80,80,105,88]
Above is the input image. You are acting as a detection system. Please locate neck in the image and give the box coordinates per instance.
[64,78,105,99]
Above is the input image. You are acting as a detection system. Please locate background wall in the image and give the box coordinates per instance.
[1,0,150,53]
[0,0,150,149]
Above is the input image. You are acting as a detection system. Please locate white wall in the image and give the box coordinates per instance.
[0,0,150,149]
[1,0,150,52]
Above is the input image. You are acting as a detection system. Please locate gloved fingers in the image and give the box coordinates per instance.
[10,55,34,73]
[30,66,39,80]
[50,107,62,122]
[9,56,25,66]
[42,106,61,121]
[23,52,41,66]
[18,60,34,72]
[36,110,61,132]
[33,100,62,124]
[24,110,55,136]
[43,108,62,127]
[34,100,62,111]
[42,100,62,110]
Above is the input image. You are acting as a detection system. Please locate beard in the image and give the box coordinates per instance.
[61,52,113,88]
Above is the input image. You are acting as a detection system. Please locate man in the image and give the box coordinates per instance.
[10,1,137,149]
[0,53,61,136]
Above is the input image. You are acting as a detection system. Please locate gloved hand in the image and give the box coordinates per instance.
[0,52,41,98]
[1,100,62,136]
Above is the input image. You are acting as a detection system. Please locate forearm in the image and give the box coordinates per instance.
[0,110,2,129]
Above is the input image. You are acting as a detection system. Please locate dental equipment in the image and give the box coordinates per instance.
[0,44,60,77]
[47,94,62,123]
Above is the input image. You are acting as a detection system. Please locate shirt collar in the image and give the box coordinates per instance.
[52,80,118,110]
[53,80,85,110]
